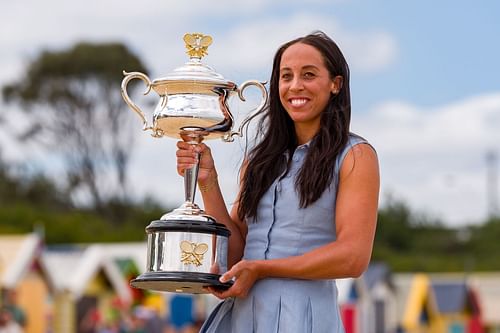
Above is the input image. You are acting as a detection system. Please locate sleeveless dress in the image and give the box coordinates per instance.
[200,134,369,333]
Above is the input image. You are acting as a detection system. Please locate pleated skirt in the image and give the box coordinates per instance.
[200,278,345,333]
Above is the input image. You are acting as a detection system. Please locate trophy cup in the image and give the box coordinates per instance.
[121,33,268,294]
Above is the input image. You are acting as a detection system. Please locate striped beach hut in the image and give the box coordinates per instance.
[362,262,398,333]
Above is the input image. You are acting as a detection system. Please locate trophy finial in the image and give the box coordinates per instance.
[183,33,213,59]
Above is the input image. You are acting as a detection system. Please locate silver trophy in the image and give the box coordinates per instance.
[121,33,268,293]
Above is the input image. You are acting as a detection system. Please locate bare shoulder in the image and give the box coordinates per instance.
[340,142,379,180]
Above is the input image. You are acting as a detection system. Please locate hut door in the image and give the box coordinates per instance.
[375,300,385,333]
[76,296,98,333]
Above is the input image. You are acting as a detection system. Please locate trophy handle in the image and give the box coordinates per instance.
[223,80,268,142]
[121,71,155,133]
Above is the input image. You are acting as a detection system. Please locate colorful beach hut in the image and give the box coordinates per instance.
[337,277,372,333]
[362,262,398,333]
[42,244,132,333]
[393,273,442,333]
[0,232,53,333]
[431,280,483,333]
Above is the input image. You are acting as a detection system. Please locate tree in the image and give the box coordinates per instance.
[2,42,148,209]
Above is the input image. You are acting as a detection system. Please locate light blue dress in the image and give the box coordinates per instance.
[201,134,368,333]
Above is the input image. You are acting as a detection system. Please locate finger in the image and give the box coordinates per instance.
[176,148,198,159]
[194,143,211,155]
[176,141,194,150]
[210,288,233,299]
[219,266,238,283]
[176,155,198,166]
[206,287,228,299]
[176,151,199,168]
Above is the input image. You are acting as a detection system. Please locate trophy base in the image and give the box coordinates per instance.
[131,272,233,294]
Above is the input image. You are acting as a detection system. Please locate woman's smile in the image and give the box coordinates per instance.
[289,97,310,107]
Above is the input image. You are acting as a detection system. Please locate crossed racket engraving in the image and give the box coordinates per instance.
[180,240,209,266]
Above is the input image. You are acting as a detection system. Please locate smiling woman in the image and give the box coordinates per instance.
[278,42,343,144]
[175,31,380,333]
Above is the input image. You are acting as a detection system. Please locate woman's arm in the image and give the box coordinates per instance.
[176,141,247,267]
[212,143,379,298]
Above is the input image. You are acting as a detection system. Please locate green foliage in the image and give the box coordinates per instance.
[374,198,500,272]
[2,41,149,209]
[0,163,167,243]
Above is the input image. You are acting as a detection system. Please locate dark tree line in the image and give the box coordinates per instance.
[2,42,148,210]
[373,197,500,272]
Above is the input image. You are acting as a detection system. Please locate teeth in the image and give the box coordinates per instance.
[290,98,307,106]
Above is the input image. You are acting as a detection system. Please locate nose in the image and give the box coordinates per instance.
[289,77,304,91]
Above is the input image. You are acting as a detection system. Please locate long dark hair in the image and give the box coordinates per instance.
[237,31,351,221]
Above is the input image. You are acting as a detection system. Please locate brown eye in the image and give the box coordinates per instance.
[280,72,292,81]
[280,73,292,80]
[303,72,316,79]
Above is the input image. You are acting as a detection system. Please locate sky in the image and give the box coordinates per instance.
[1,0,499,227]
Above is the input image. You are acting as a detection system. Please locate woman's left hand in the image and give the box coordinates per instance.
[207,260,261,299]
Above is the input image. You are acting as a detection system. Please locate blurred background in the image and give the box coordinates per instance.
[1,1,499,332]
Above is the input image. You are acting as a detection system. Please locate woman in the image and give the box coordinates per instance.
[176,31,379,332]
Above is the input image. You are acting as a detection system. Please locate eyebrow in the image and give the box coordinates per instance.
[280,64,320,72]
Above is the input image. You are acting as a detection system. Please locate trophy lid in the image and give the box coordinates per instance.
[151,33,236,94]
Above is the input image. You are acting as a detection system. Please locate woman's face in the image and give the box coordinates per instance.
[279,42,340,134]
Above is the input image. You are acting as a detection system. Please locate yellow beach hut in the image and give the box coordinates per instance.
[0,232,53,333]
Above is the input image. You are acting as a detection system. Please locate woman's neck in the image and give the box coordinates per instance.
[294,123,319,145]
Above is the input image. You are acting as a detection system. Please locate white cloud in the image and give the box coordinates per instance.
[352,92,500,225]
[208,14,398,77]
[1,1,396,96]
[341,31,398,73]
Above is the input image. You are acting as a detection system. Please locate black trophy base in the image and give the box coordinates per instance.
[131,271,233,294]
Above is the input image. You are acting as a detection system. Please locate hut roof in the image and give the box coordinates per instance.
[0,233,48,288]
[432,282,469,313]
[41,244,132,302]
[362,261,394,291]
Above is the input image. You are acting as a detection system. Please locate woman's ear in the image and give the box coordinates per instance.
[330,75,343,94]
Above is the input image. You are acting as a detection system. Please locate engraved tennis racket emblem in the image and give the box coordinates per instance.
[180,240,209,266]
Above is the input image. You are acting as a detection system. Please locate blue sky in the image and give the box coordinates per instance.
[1,0,499,226]
[351,1,500,108]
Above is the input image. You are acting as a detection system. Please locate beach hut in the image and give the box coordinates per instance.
[42,244,132,333]
[337,277,372,333]
[0,232,53,333]
[362,262,398,333]
[468,273,500,333]
[393,273,442,333]
[431,280,483,333]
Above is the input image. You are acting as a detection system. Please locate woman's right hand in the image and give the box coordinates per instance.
[175,141,216,184]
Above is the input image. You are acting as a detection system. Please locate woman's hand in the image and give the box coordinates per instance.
[207,260,262,299]
[175,141,216,183]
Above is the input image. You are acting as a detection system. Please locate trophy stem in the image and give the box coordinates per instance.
[184,152,200,205]
[180,127,206,208]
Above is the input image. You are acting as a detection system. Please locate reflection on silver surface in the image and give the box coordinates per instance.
[146,231,228,274]
[153,93,231,139]
[121,33,268,141]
